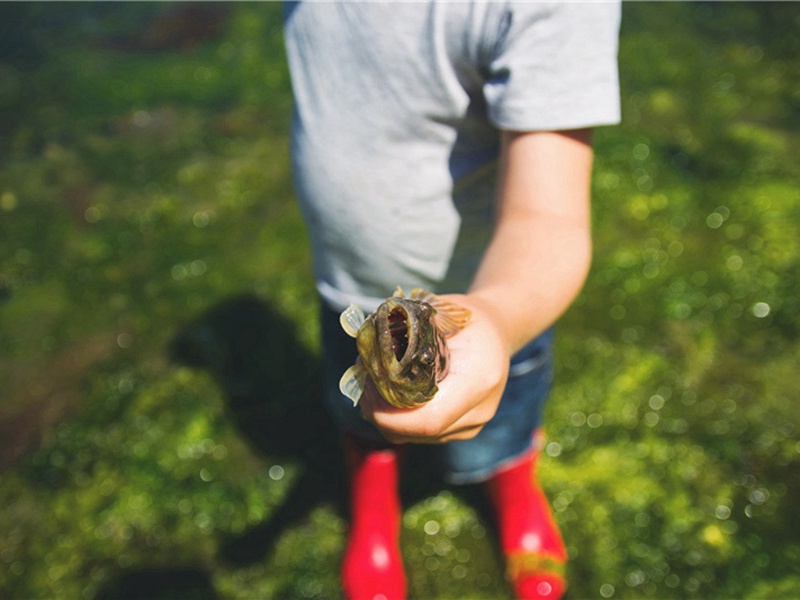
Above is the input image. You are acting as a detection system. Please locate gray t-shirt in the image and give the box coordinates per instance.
[284,1,621,311]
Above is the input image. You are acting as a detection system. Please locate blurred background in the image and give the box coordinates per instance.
[1,3,798,599]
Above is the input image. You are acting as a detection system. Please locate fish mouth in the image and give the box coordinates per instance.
[387,306,409,362]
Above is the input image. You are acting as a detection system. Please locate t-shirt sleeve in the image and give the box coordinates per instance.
[484,1,622,131]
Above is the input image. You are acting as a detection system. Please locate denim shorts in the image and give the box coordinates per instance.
[319,302,553,484]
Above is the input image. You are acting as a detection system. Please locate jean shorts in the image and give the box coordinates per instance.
[319,302,553,484]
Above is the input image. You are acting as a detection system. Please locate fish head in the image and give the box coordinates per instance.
[356,296,445,408]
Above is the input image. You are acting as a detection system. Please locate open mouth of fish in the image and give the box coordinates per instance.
[387,306,409,361]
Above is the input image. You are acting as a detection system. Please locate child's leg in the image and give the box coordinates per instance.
[486,431,567,599]
[341,434,406,600]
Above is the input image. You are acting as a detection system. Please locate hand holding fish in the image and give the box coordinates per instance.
[342,291,511,444]
[339,287,473,409]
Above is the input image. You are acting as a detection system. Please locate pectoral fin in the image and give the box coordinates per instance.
[339,363,368,406]
[340,304,366,338]
[410,288,472,337]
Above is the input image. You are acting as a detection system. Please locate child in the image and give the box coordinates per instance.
[284,2,621,598]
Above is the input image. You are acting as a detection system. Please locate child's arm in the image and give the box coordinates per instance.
[469,128,594,354]
[360,129,594,444]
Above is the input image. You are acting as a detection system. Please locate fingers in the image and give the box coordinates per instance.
[355,296,510,445]
[359,380,492,444]
[378,424,484,445]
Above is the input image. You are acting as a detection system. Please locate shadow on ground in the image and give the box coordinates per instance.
[96,567,219,600]
[168,294,346,566]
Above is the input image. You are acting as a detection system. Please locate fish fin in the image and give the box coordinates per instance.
[410,289,472,337]
[340,304,366,338]
[410,288,436,303]
[393,286,405,298]
[339,363,368,406]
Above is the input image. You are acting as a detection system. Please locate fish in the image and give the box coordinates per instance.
[338,287,472,409]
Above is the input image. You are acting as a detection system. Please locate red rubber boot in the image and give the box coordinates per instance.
[341,435,406,600]
[486,433,567,600]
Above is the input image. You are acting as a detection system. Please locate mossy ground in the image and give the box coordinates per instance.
[1,3,799,599]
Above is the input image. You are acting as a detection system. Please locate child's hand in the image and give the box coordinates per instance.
[358,294,510,444]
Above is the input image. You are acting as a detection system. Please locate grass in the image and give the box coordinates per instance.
[1,3,799,599]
